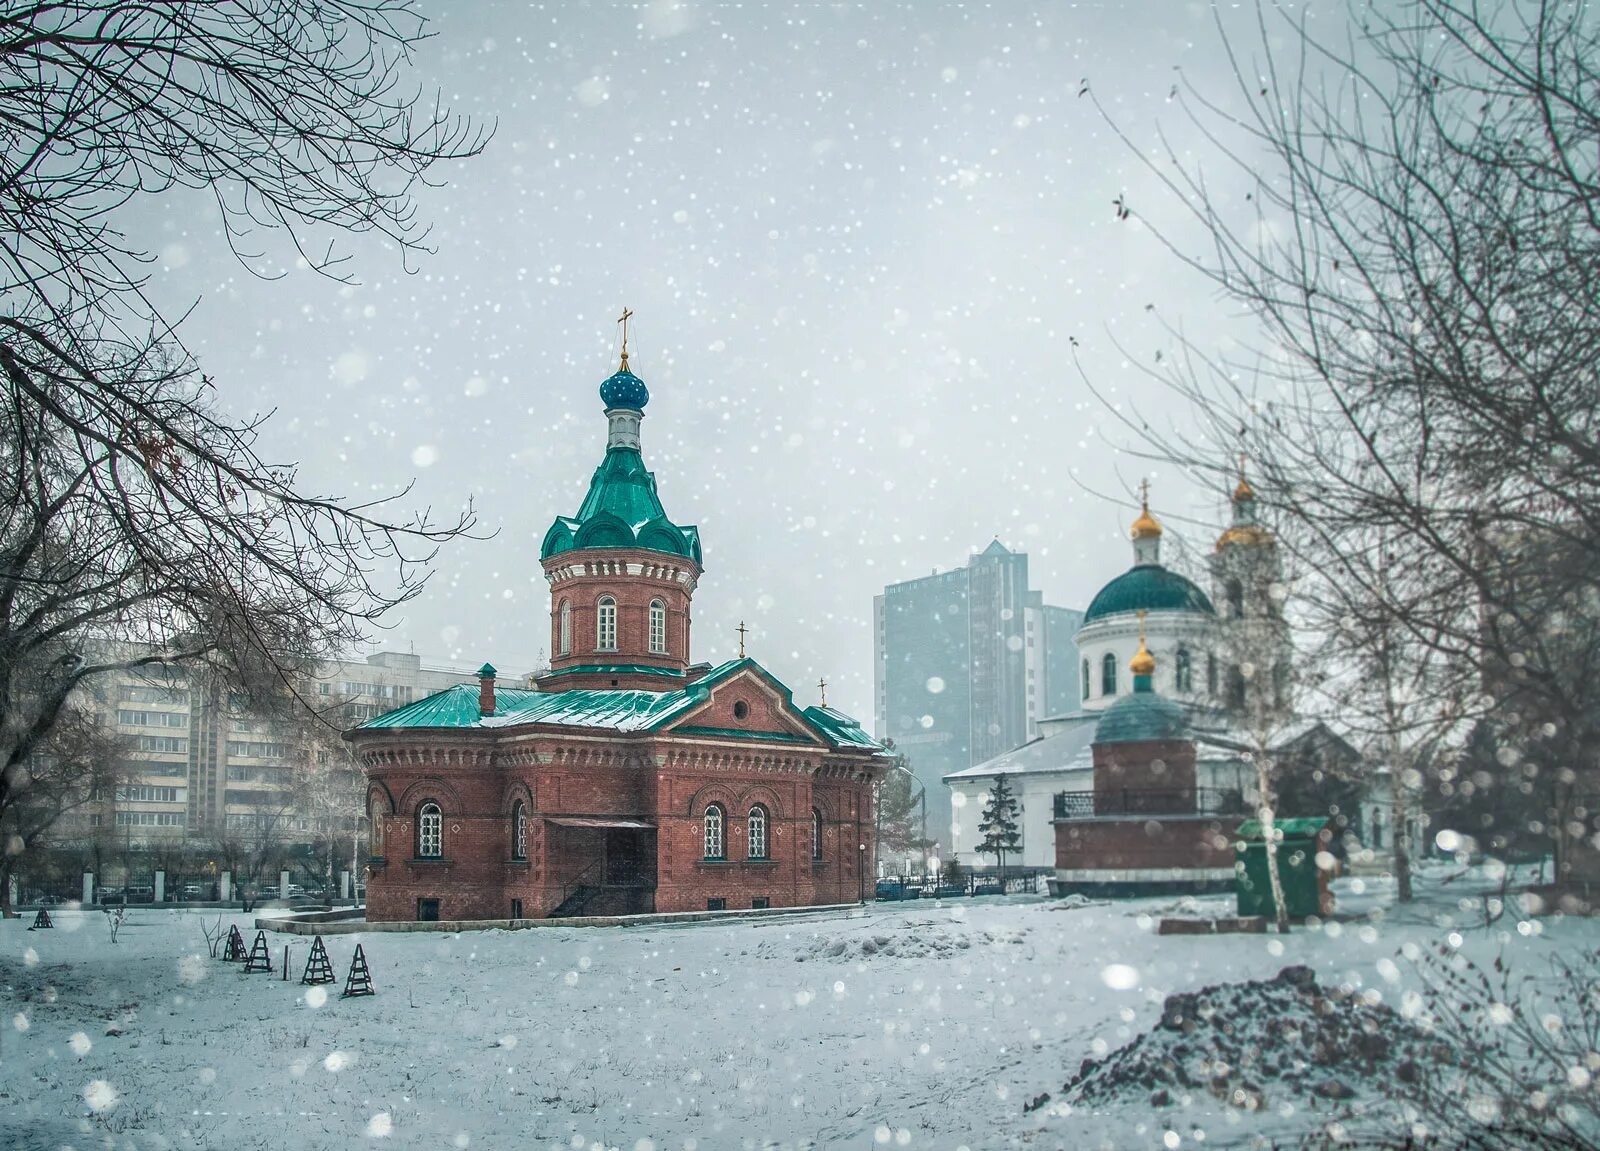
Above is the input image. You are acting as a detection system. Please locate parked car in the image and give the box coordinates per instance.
[875,879,910,901]
[970,879,1004,897]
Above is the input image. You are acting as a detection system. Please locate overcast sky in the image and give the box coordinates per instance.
[136,1,1311,722]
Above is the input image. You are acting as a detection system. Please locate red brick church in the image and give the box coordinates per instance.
[347,326,886,921]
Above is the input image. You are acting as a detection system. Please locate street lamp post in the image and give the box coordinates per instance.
[858,843,866,903]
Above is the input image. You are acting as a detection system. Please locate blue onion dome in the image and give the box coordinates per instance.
[599,362,649,410]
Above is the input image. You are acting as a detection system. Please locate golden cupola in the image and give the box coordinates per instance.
[1217,458,1273,551]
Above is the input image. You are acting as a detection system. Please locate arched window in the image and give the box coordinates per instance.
[1080,659,1090,701]
[558,600,571,656]
[418,802,442,859]
[649,598,667,654]
[1370,808,1384,849]
[748,805,769,860]
[1226,578,1244,620]
[596,595,617,651]
[811,807,823,861]
[1101,652,1118,697]
[511,801,527,861]
[1227,665,1247,711]
[703,804,725,860]
[1175,648,1192,693]
[1206,653,1218,695]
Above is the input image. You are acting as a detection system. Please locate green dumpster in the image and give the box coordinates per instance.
[1235,817,1333,919]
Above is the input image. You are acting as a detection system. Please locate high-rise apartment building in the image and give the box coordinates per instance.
[873,542,1082,846]
[42,651,483,888]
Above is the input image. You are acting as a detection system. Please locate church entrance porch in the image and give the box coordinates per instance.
[545,817,656,918]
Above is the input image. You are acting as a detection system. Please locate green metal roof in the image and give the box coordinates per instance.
[1083,564,1215,624]
[1093,675,1189,744]
[352,658,882,753]
[540,446,702,564]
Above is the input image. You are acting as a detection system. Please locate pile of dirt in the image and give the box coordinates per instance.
[1043,965,1455,1113]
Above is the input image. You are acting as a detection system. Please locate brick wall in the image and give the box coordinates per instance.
[1092,739,1197,812]
[543,547,698,678]
[1055,815,1242,872]
[359,730,878,921]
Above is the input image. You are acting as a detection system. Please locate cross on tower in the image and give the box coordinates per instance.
[818,677,828,708]
[737,620,748,659]
[617,306,634,367]
[1139,477,1151,510]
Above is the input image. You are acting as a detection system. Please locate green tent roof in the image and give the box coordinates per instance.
[352,658,881,752]
[540,446,701,563]
[1093,684,1189,744]
[1084,564,1215,624]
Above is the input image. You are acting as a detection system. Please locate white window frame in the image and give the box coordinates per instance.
[811,807,823,861]
[748,805,769,860]
[418,802,443,858]
[704,805,725,860]
[558,600,571,656]
[648,598,667,654]
[512,801,527,860]
[596,596,617,651]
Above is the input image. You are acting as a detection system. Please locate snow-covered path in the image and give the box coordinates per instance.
[1,871,1589,1150]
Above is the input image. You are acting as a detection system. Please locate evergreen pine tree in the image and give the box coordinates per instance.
[976,775,1023,880]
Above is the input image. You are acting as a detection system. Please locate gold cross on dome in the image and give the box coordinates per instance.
[818,677,828,708]
[1139,477,1151,511]
[737,620,748,659]
[617,306,634,366]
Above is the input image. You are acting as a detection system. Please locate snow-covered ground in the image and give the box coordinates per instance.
[1,865,1591,1150]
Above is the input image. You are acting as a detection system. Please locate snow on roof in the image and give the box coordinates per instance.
[943,722,1097,782]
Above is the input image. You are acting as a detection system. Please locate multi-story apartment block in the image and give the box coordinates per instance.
[46,650,484,887]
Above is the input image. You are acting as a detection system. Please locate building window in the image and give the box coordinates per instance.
[1370,808,1384,849]
[558,599,571,656]
[733,700,749,720]
[649,598,667,654]
[1226,578,1244,620]
[418,802,443,858]
[703,804,725,860]
[512,801,527,861]
[510,898,524,920]
[748,805,769,859]
[752,896,770,910]
[1227,665,1247,711]
[1175,648,1192,692]
[595,596,617,651]
[707,897,727,911]
[1101,652,1118,697]
[811,807,824,861]
[417,898,439,922]
[1080,659,1090,701]
[1207,653,1218,695]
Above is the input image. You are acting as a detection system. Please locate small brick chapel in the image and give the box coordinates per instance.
[347,322,887,922]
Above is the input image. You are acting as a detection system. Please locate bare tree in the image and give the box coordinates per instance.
[0,2,487,905]
[1079,1,1600,892]
[0,699,130,913]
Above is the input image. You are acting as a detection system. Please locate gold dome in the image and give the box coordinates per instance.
[1130,480,1162,540]
[1234,476,1255,502]
[1216,523,1274,551]
[1129,636,1156,677]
